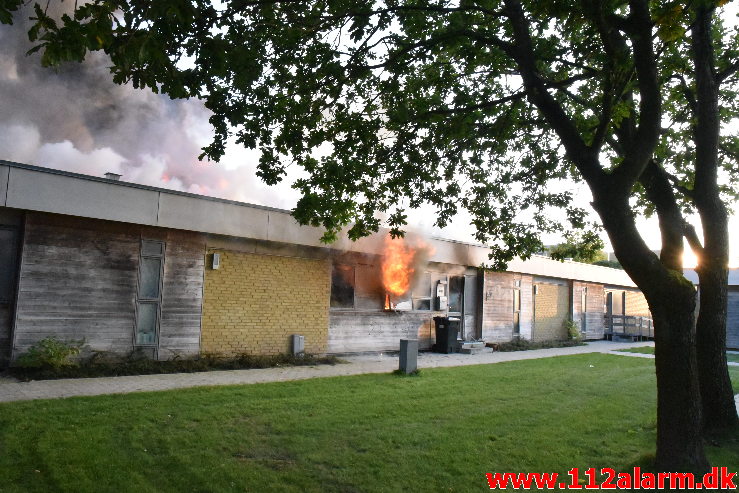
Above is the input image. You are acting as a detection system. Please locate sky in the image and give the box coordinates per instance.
[0,5,737,267]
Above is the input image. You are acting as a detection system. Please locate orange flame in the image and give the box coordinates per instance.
[382,236,416,297]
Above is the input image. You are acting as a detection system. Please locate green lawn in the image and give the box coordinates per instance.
[616,346,656,355]
[618,346,739,363]
[0,354,737,493]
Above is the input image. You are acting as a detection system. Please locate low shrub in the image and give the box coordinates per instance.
[16,337,84,369]
[496,338,585,352]
[9,351,343,381]
[564,319,583,342]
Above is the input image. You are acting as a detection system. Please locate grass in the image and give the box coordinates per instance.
[618,346,739,363]
[0,354,737,493]
[616,346,656,355]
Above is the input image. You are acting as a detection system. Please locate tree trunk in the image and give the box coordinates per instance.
[650,283,709,472]
[696,261,739,430]
[594,194,709,473]
[690,1,739,432]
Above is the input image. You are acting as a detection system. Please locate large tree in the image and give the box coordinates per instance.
[3,0,738,470]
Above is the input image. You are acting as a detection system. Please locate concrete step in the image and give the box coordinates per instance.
[459,341,485,349]
[459,347,484,355]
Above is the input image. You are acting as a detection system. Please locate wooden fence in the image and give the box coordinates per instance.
[604,315,654,340]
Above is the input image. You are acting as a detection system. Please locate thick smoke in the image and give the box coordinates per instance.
[0,5,299,208]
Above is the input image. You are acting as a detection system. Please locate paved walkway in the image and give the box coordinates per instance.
[1,340,736,409]
[0,340,656,403]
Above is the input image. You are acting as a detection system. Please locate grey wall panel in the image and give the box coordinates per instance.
[267,211,329,246]
[6,168,159,225]
[0,165,8,206]
[158,192,269,240]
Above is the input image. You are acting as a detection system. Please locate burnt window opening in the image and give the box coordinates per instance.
[331,264,355,309]
[448,276,464,313]
[412,272,432,311]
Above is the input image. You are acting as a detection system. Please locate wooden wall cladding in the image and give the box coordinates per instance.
[12,213,204,360]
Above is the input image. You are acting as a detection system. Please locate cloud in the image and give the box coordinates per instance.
[0,4,301,211]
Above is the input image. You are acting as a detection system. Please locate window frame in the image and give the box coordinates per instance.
[134,239,165,347]
[581,286,588,332]
[513,288,521,334]
[411,271,433,311]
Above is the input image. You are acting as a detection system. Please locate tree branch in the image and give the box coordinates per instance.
[609,0,662,190]
[502,0,603,187]
[412,91,526,120]
[717,59,739,84]
[684,221,705,258]
[639,160,688,270]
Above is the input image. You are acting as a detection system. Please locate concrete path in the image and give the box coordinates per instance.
[609,347,739,366]
[0,340,655,403]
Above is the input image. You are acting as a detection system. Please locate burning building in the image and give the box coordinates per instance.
[0,160,670,366]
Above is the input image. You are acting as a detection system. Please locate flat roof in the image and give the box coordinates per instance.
[683,268,739,286]
[0,159,636,287]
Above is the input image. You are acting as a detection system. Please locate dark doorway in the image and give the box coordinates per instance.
[0,224,21,366]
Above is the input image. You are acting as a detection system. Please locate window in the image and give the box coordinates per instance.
[0,227,19,304]
[412,272,432,310]
[581,287,588,332]
[331,264,355,309]
[513,288,521,334]
[135,240,164,346]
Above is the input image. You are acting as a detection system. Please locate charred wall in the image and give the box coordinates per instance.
[328,255,477,353]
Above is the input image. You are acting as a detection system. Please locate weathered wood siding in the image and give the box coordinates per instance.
[157,231,205,358]
[0,305,12,367]
[12,213,204,360]
[572,281,605,339]
[727,288,739,350]
[480,272,533,342]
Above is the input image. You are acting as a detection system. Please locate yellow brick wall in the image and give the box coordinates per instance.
[533,283,570,342]
[201,250,330,355]
[625,290,651,317]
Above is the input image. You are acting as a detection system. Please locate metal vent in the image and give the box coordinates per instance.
[291,334,305,356]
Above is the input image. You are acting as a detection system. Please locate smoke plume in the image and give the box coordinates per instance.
[0,5,299,208]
